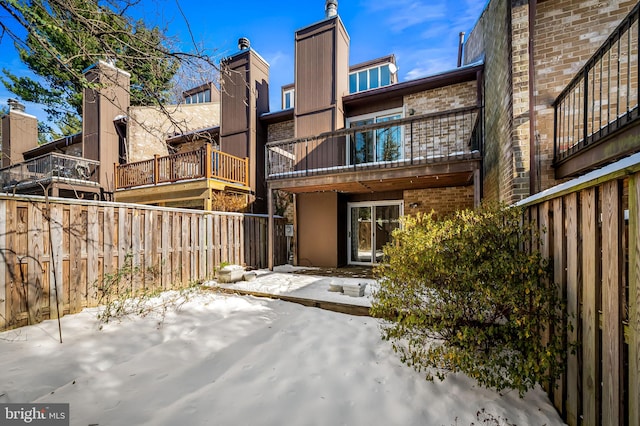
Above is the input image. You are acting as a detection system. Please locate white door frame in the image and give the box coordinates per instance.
[347,200,403,265]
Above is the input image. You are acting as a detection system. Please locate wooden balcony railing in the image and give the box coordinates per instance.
[0,153,100,190]
[554,3,640,165]
[115,145,249,190]
[266,106,483,180]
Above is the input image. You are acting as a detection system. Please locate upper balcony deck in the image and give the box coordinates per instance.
[0,153,100,196]
[553,3,640,178]
[266,106,483,193]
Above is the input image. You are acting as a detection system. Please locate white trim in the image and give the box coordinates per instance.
[346,108,404,166]
[347,200,403,266]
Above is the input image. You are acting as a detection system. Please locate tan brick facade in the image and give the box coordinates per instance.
[532,0,636,191]
[403,186,475,218]
[465,0,513,203]
[467,0,636,202]
[267,120,294,143]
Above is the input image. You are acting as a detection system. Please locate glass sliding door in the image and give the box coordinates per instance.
[348,201,402,265]
[347,110,403,165]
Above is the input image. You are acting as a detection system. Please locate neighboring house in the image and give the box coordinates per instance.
[0,61,251,210]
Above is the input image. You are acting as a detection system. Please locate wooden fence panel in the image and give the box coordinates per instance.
[27,201,44,324]
[161,211,170,289]
[564,192,580,426]
[629,173,640,426]
[0,196,288,332]
[49,204,63,320]
[600,180,623,425]
[552,197,566,416]
[581,187,600,426]
[87,205,99,306]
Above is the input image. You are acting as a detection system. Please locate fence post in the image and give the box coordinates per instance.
[628,172,640,426]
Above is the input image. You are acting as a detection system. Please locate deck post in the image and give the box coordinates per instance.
[204,145,212,179]
[153,154,160,184]
[473,167,481,207]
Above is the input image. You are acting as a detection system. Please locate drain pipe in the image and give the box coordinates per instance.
[457,32,465,67]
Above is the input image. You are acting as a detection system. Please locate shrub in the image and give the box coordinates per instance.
[371,203,565,395]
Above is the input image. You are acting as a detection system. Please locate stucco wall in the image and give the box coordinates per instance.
[127,102,220,162]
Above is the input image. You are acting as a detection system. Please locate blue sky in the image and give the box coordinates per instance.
[0,0,488,125]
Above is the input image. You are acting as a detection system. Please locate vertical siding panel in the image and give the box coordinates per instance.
[49,204,63,322]
[566,193,580,426]
[0,200,5,330]
[581,187,600,426]
[86,205,99,306]
[600,180,623,425]
[628,172,640,426]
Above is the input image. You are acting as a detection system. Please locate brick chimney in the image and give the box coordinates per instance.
[82,60,130,194]
[1,99,38,167]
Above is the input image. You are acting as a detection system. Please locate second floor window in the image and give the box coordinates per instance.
[185,89,211,104]
[283,89,294,109]
[349,64,393,94]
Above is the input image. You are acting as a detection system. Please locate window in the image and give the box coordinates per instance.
[184,88,211,105]
[349,64,394,94]
[283,89,294,109]
[347,109,403,165]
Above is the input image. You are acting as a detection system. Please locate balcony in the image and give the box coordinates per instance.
[114,146,250,209]
[115,146,249,190]
[266,106,482,193]
[553,3,640,178]
[0,153,100,196]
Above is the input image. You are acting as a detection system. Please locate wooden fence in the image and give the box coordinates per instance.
[518,153,640,426]
[0,194,287,332]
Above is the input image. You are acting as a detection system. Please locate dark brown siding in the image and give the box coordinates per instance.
[82,62,130,193]
[1,111,38,167]
[294,16,349,138]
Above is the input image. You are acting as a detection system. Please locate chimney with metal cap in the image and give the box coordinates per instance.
[7,98,25,112]
[325,0,337,18]
[238,37,250,50]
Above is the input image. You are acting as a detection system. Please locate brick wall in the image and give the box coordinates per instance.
[532,0,636,191]
[465,0,513,203]
[403,186,475,218]
[403,81,480,160]
[267,120,294,142]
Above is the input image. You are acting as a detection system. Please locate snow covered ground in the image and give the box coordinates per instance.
[0,268,565,426]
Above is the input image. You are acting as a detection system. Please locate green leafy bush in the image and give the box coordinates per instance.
[371,203,565,395]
